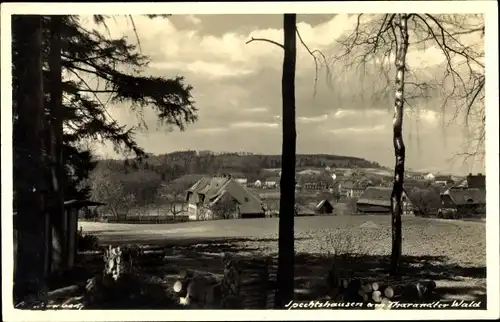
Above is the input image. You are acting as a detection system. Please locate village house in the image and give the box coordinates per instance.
[411,173,425,180]
[234,178,248,186]
[295,205,316,216]
[347,183,365,198]
[303,181,329,190]
[466,173,486,189]
[438,187,486,219]
[315,199,334,215]
[264,176,280,189]
[403,178,428,192]
[186,175,264,220]
[424,173,436,181]
[434,175,455,186]
[356,187,414,216]
[339,180,368,198]
[253,179,262,188]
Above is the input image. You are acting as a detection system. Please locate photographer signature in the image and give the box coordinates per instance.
[15,301,84,310]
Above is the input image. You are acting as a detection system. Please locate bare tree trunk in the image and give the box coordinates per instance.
[48,15,66,272]
[13,15,48,304]
[390,14,409,276]
[275,13,297,308]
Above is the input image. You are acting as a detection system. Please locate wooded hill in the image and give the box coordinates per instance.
[97,151,382,182]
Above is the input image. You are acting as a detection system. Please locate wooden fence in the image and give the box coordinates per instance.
[101,215,190,224]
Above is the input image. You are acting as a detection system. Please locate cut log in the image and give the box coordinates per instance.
[381,280,436,300]
[141,250,165,255]
[61,295,84,306]
[179,296,190,306]
[173,278,191,298]
[179,269,223,280]
[381,297,391,305]
[372,290,382,303]
[362,283,372,293]
[371,282,379,292]
[362,293,369,302]
[383,286,394,299]
[47,285,80,300]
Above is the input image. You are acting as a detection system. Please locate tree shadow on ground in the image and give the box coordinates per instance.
[56,235,487,309]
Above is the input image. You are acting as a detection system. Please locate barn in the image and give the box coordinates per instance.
[186,175,265,220]
[356,187,414,215]
[315,199,334,215]
[439,188,486,218]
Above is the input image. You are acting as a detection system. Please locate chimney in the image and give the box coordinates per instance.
[478,173,483,176]
[468,173,472,176]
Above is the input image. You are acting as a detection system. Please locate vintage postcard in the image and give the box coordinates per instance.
[1,1,498,321]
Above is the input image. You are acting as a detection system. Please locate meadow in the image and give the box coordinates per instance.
[80,215,486,302]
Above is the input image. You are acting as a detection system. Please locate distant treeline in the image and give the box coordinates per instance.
[99,150,382,182]
[87,151,381,215]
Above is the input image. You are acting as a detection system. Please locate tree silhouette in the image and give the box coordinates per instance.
[328,13,484,275]
[246,14,297,306]
[12,15,198,303]
[156,181,191,217]
[211,196,239,220]
[12,15,47,304]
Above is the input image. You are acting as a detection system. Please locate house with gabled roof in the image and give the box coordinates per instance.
[264,176,280,189]
[439,187,486,218]
[315,199,334,215]
[356,187,414,215]
[434,174,455,186]
[186,175,264,220]
[340,180,368,198]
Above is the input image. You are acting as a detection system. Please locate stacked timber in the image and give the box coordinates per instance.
[337,275,437,304]
[318,263,438,305]
[172,269,224,308]
[221,254,278,309]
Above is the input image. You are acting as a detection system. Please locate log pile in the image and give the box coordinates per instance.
[324,269,437,304]
[172,269,224,308]
[292,263,437,306]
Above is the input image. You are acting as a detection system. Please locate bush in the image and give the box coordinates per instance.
[77,227,100,251]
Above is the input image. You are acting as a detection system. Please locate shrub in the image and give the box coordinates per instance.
[77,227,100,251]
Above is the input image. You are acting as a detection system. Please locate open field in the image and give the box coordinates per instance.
[80,215,486,302]
[80,215,485,265]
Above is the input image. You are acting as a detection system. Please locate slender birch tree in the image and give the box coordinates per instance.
[330,13,485,275]
[390,13,410,275]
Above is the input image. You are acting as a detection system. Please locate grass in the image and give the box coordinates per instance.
[80,215,486,304]
[80,215,485,266]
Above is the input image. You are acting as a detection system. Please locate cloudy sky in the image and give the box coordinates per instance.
[81,14,485,175]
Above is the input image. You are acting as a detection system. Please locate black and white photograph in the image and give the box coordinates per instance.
[1,1,499,321]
